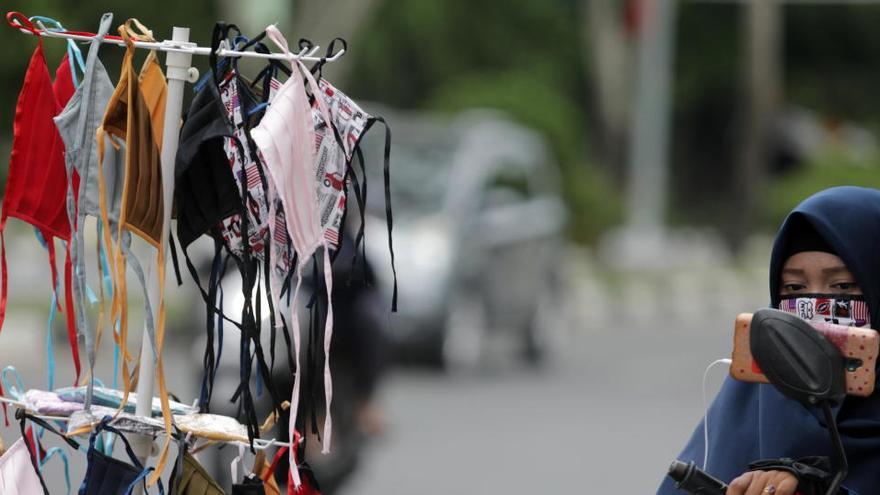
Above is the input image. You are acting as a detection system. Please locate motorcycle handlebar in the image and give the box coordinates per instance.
[668,460,727,495]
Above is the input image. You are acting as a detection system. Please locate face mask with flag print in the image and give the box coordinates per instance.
[778,294,871,328]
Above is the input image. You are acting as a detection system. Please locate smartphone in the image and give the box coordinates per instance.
[730,313,879,397]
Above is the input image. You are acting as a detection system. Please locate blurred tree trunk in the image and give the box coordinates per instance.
[219,0,293,77]
[220,0,292,38]
[219,0,379,86]
[727,0,782,253]
[584,0,633,178]
[291,0,382,85]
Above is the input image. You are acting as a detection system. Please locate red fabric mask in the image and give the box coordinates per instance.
[3,14,76,239]
[1,13,80,380]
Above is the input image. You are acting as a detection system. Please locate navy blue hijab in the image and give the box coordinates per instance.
[657,186,880,495]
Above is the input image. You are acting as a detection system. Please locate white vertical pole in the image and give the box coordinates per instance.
[130,26,196,479]
[626,0,676,232]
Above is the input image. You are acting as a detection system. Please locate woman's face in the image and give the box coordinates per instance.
[780,251,862,297]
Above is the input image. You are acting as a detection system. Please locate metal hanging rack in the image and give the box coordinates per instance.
[5,11,340,483]
[0,395,297,452]
[9,15,343,65]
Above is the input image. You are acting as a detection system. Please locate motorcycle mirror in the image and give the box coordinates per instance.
[750,308,846,406]
[750,309,849,495]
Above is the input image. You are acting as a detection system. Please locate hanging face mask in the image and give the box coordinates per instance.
[2,13,81,383]
[778,294,871,328]
[53,12,116,416]
[174,26,287,447]
[233,477,266,495]
[251,28,341,483]
[97,20,175,483]
[231,448,267,495]
[174,27,247,416]
[78,417,165,495]
[230,446,289,495]
[3,13,77,241]
[0,438,43,495]
[169,451,224,495]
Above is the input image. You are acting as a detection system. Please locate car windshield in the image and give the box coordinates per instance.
[359,126,455,218]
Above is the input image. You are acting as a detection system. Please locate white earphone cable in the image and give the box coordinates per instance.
[702,358,732,470]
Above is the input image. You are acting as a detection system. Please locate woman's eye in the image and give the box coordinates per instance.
[782,283,806,292]
[831,282,860,291]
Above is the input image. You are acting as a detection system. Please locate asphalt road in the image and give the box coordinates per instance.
[343,315,735,494]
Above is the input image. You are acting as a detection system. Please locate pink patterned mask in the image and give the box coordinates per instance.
[250,24,338,487]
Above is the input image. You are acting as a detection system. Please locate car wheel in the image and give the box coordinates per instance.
[522,276,566,366]
[442,289,489,372]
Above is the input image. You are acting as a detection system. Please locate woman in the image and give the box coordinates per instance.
[657,186,880,495]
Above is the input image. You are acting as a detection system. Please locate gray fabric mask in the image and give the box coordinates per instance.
[53,12,120,409]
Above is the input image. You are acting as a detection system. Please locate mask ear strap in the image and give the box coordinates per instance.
[30,16,87,86]
[122,18,163,69]
[6,12,39,36]
[1,366,25,399]
[310,37,347,80]
[22,415,80,451]
[121,18,155,42]
[264,24,292,59]
[28,15,62,31]
[17,409,51,495]
[341,114,399,310]
[93,417,145,470]
[123,467,166,495]
[367,116,398,311]
[40,447,72,495]
[263,445,289,482]
[117,22,137,63]
[20,406,81,493]
[248,31,295,78]
[17,410,82,494]
[209,22,241,88]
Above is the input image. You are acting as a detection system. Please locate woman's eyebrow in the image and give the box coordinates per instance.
[782,268,805,276]
[822,266,852,275]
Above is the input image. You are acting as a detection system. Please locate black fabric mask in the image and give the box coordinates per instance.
[174,78,237,249]
[173,23,287,444]
[231,475,266,495]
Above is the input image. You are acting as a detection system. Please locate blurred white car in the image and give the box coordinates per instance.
[359,109,568,368]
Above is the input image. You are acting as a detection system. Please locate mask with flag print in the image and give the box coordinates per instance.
[778,294,871,328]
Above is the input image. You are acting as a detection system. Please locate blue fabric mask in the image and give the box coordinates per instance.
[78,417,165,495]
[657,186,880,495]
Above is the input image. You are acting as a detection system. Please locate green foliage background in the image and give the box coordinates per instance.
[344,0,622,243]
[3,1,880,243]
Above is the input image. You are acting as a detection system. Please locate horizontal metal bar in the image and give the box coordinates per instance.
[15,26,344,63]
[0,397,301,449]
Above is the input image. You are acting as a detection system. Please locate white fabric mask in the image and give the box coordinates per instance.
[0,438,44,495]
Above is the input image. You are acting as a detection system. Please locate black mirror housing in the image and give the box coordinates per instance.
[750,309,847,406]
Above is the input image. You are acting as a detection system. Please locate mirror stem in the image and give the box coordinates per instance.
[821,401,848,495]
